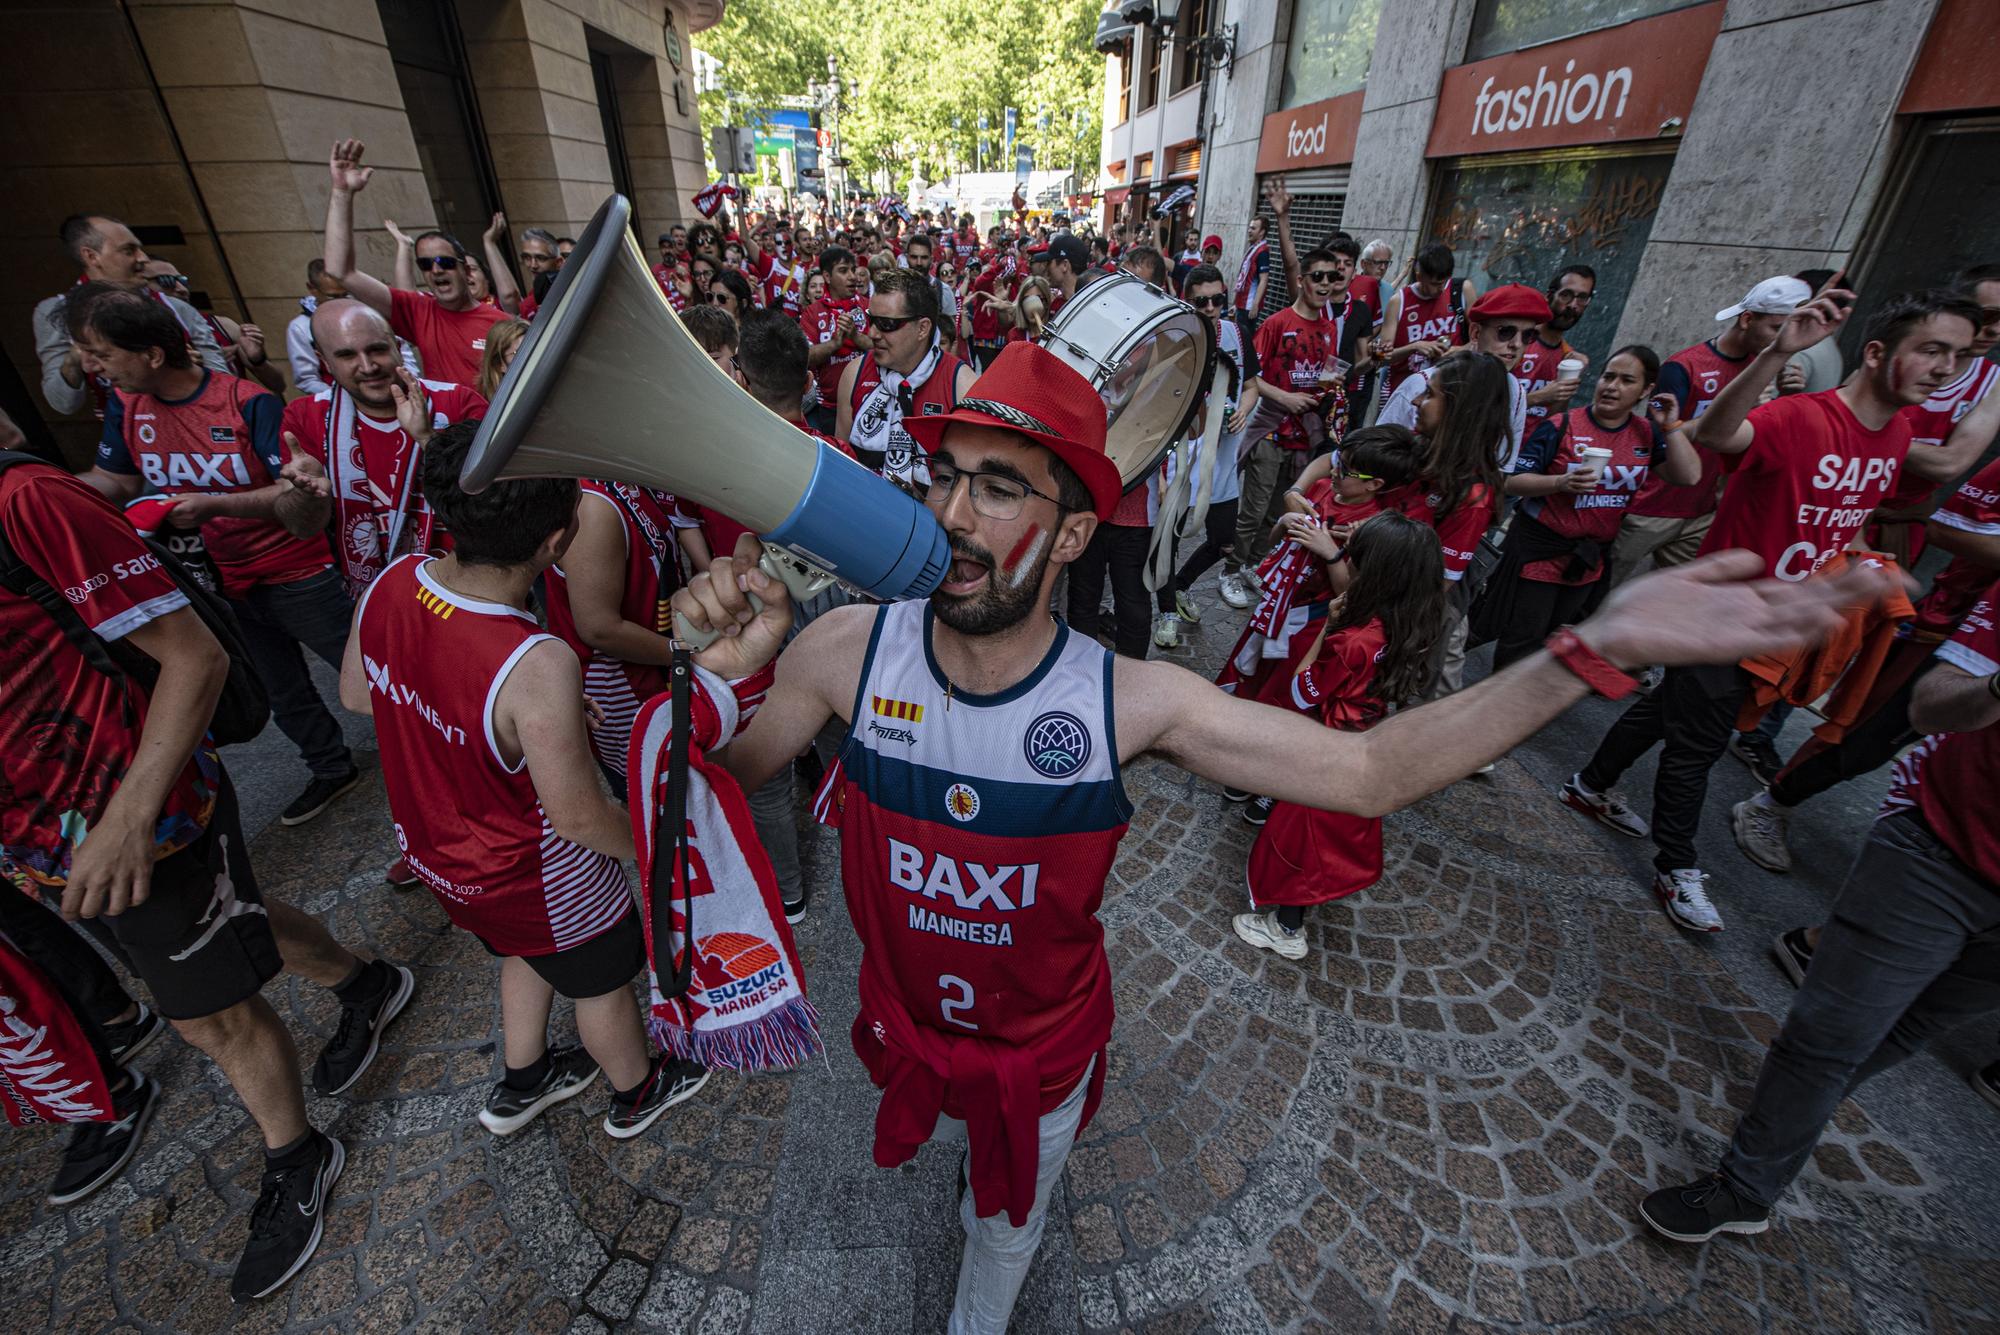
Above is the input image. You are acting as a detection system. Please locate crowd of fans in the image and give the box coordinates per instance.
[4,132,1997,1324]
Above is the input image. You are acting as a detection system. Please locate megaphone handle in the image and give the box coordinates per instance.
[672,544,837,651]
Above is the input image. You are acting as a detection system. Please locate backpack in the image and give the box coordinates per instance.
[0,452,270,745]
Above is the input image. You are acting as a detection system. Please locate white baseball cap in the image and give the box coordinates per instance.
[1716,275,1812,322]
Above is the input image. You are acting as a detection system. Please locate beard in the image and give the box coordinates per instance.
[930,535,1049,637]
[1549,306,1583,332]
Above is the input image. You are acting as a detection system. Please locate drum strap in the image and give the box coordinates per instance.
[1144,360,1227,595]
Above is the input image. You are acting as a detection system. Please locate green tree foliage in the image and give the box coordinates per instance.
[696,0,1104,192]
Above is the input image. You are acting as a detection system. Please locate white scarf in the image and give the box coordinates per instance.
[324,386,425,599]
[853,338,944,486]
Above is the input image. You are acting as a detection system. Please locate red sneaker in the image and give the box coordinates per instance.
[385,857,421,889]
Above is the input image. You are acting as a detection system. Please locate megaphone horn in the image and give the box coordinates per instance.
[461,194,950,635]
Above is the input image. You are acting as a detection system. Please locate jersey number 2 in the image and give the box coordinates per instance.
[938,975,978,1030]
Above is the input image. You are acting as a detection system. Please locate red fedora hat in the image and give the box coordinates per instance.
[904,342,1123,520]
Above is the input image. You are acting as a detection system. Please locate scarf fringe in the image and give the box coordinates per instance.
[649,997,825,1071]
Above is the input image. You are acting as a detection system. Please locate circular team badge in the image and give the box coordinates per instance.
[1023,711,1090,779]
[944,782,980,822]
[344,513,381,563]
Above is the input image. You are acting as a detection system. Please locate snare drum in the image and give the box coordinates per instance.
[1038,272,1217,491]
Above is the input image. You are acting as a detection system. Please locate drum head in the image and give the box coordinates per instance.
[1039,273,1217,491]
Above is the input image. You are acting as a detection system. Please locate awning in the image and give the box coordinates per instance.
[1094,9,1135,53]
[1102,186,1131,206]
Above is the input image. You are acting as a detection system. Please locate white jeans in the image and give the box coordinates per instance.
[939,1059,1094,1335]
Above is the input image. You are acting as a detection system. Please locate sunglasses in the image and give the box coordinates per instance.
[710,292,733,304]
[869,313,922,333]
[415,256,460,272]
[1190,294,1228,310]
[1486,323,1531,342]
[1334,461,1378,482]
[150,273,190,288]
[1305,269,1340,284]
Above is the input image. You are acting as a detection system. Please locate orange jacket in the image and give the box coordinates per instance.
[1735,552,1915,739]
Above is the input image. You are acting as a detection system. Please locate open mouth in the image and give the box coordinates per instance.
[941,554,990,595]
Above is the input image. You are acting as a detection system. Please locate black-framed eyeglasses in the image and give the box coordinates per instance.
[415,256,460,272]
[925,462,1067,521]
[869,313,921,333]
[519,250,550,262]
[1305,269,1340,284]
[1190,293,1228,310]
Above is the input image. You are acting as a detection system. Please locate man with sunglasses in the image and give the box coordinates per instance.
[322,139,508,389]
[836,268,975,486]
[1379,283,1548,469]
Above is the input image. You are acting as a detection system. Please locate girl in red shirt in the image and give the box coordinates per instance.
[1233,512,1446,959]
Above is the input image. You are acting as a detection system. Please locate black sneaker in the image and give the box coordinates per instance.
[1243,795,1274,827]
[231,1131,344,1302]
[1974,1062,2000,1113]
[101,1003,168,1067]
[1772,927,1814,988]
[782,883,810,925]
[478,1046,599,1136]
[1221,787,1250,803]
[280,768,361,826]
[604,1055,710,1140]
[1729,733,1786,789]
[311,963,416,1096]
[1639,1172,1770,1243]
[48,1071,161,1205]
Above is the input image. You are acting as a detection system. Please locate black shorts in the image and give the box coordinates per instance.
[105,775,283,1021]
[478,907,644,1000]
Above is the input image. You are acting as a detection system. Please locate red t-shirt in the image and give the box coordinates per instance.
[1629,339,1754,520]
[1881,585,2000,886]
[1909,456,2000,641]
[1700,389,1909,582]
[0,466,221,888]
[1390,479,1497,583]
[1347,274,1383,327]
[802,295,870,401]
[387,288,507,388]
[1253,304,1339,448]
[97,373,330,598]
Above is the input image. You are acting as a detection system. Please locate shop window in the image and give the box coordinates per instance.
[1279,0,1383,110]
[1171,0,1209,96]
[375,0,503,242]
[1466,0,1699,63]
[1844,115,2000,364]
[1425,148,1674,370]
[1136,30,1161,114]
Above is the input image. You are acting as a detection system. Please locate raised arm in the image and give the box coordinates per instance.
[482,212,523,315]
[382,219,420,296]
[323,138,394,317]
[1266,178,1300,297]
[1120,552,1889,817]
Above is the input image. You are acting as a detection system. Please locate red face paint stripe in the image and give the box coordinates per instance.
[1003,526,1043,574]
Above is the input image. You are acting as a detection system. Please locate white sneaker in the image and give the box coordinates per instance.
[1655,868,1723,933]
[1730,795,1793,874]
[1233,911,1307,960]
[1174,590,1202,625]
[1559,774,1650,838]
[1152,612,1181,649]
[1218,573,1255,609]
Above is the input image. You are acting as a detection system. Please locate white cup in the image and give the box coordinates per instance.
[1570,445,1614,485]
[1557,356,1585,383]
[1317,357,1352,387]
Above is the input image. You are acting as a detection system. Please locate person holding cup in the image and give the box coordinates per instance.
[1477,346,1700,669]
[1513,265,1598,425]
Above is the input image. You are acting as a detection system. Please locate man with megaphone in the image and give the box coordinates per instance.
[670,338,1896,1334]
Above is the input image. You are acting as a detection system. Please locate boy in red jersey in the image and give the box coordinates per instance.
[674,340,1889,1335]
[343,424,774,1141]
[802,246,870,434]
[1563,286,1993,935]
[1641,585,2000,1244]
[1376,242,1476,401]
[72,285,364,827]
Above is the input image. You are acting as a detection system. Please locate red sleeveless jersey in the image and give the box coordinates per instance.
[1511,334,1573,425]
[819,601,1132,1110]
[357,555,632,956]
[1517,408,1662,585]
[1630,339,1754,520]
[1383,283,1464,396]
[1881,358,2000,511]
[105,373,329,597]
[848,348,965,482]
[542,482,686,783]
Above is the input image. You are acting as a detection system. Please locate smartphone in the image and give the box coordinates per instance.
[1650,394,1676,414]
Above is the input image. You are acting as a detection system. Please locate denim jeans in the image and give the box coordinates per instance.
[942,1059,1094,1335]
[1720,811,2000,1206]
[231,568,355,778]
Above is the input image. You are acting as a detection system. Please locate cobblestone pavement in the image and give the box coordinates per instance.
[7,582,2000,1334]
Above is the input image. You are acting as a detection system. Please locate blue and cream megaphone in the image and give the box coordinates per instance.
[460,194,949,643]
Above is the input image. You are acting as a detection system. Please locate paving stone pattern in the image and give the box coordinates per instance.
[5,586,2000,1333]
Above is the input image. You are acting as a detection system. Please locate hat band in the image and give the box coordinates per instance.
[959,397,1062,440]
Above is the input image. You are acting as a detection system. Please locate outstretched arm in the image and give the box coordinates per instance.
[1696,279,1855,456]
[323,139,394,317]
[1118,552,1891,817]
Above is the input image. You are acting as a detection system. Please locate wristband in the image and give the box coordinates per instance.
[1545,627,1638,700]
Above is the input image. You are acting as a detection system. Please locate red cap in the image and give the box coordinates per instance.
[1201,234,1224,252]
[1467,283,1552,325]
[903,342,1123,521]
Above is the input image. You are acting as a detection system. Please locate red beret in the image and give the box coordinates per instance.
[1468,283,1552,324]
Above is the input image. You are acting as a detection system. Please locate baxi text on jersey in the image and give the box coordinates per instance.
[138,452,254,490]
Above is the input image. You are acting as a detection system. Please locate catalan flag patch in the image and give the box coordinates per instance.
[872,695,924,723]
[414,586,455,620]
